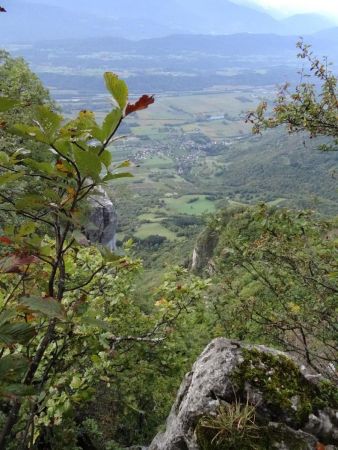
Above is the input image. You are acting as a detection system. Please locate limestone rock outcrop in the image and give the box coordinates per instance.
[191,228,218,274]
[149,338,338,450]
[86,188,118,251]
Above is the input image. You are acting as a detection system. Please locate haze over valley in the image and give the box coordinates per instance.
[1,0,337,40]
[0,2,338,449]
[4,1,338,249]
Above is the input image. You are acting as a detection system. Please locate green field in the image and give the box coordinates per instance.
[182,120,251,139]
[164,195,216,215]
[125,90,259,139]
[134,223,177,240]
[139,213,164,222]
[105,85,338,256]
[142,156,174,169]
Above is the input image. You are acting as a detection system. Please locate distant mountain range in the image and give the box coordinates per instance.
[7,27,337,97]
[0,0,336,42]
[22,29,338,62]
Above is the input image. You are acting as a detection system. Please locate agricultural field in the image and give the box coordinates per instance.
[40,80,336,261]
[99,85,338,255]
[163,195,216,215]
[134,223,178,241]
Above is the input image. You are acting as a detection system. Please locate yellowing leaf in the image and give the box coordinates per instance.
[155,298,169,308]
[288,302,301,314]
[104,73,128,110]
[67,187,76,198]
[70,375,82,389]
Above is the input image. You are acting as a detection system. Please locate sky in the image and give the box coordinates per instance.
[235,0,338,20]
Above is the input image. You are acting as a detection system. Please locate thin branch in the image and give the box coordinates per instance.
[64,264,105,292]
[100,116,123,156]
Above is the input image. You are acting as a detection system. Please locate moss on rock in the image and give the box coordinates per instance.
[149,339,337,450]
[231,348,338,427]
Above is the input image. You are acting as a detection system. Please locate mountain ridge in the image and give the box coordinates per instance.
[1,0,336,42]
[22,32,338,61]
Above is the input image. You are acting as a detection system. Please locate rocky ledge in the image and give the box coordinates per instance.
[149,338,338,450]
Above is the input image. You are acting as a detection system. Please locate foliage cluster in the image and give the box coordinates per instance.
[0,41,337,450]
[0,64,209,449]
[205,205,337,378]
[247,40,338,151]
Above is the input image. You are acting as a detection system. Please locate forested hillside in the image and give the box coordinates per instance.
[0,5,337,449]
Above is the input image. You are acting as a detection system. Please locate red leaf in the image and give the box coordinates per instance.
[16,255,39,266]
[0,6,6,12]
[316,443,326,450]
[0,255,39,273]
[0,237,12,245]
[125,95,155,116]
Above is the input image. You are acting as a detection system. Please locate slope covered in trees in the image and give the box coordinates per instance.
[0,57,211,448]
[0,42,336,449]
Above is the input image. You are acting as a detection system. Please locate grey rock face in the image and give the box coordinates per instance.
[191,228,218,274]
[149,338,338,450]
[86,188,118,251]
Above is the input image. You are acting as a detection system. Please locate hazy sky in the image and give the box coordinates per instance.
[235,0,338,20]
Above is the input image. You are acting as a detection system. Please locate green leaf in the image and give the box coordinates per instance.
[53,138,73,158]
[0,310,17,327]
[10,124,49,143]
[0,355,28,380]
[101,108,122,141]
[99,149,112,169]
[26,234,44,251]
[15,194,46,211]
[104,73,128,110]
[70,375,83,389]
[43,188,61,203]
[103,172,133,182]
[0,97,18,112]
[98,245,121,263]
[0,322,36,345]
[82,317,112,331]
[34,105,63,138]
[20,296,65,320]
[0,151,9,164]
[0,172,24,187]
[73,147,102,181]
[18,221,36,237]
[24,158,55,175]
[0,383,35,397]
